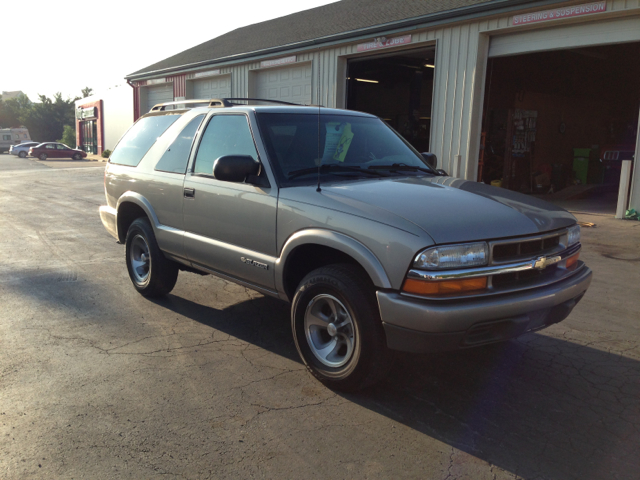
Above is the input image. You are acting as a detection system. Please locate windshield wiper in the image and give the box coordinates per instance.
[368,163,435,174]
[288,164,386,180]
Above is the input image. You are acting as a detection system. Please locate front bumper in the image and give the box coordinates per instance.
[377,265,592,353]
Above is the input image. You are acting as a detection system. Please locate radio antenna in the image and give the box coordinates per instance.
[316,52,322,193]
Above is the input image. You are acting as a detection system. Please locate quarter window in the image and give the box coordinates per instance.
[155,115,205,174]
[110,114,180,167]
[193,115,257,175]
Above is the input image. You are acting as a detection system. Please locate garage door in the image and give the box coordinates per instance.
[144,84,174,113]
[193,75,231,100]
[255,63,312,105]
[489,15,640,57]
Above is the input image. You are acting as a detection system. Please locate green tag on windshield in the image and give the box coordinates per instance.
[332,123,354,163]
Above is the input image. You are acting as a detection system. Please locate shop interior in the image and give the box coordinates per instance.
[480,42,639,209]
[346,47,436,153]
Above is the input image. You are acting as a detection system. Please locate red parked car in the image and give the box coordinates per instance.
[28,143,87,160]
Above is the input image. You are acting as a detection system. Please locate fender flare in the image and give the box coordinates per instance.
[115,191,161,242]
[275,229,393,297]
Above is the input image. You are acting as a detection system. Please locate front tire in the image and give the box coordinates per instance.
[72,153,81,160]
[19,151,27,158]
[125,217,178,297]
[291,264,391,392]
[39,153,47,160]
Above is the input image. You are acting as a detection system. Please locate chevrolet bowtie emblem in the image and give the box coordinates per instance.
[533,255,561,270]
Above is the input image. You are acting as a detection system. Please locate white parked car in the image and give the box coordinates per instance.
[9,142,40,158]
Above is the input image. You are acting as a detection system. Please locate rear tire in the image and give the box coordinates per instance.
[39,153,47,160]
[291,264,392,392]
[125,217,178,297]
[19,151,27,158]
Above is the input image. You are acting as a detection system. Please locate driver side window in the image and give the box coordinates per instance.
[193,115,257,175]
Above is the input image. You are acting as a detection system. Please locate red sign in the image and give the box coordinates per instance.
[513,1,606,26]
[260,56,297,68]
[357,35,412,52]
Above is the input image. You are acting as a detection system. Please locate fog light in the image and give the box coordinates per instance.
[403,277,488,296]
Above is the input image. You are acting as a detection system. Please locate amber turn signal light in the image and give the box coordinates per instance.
[403,276,488,296]
[565,252,580,270]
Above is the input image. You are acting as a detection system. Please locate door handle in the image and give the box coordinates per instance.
[184,188,195,198]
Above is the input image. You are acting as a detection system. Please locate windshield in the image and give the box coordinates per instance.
[256,113,435,186]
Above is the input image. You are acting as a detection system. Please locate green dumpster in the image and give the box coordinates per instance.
[573,148,590,185]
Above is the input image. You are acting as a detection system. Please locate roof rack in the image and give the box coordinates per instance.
[149,97,308,112]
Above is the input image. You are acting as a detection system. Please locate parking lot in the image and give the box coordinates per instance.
[1,153,639,479]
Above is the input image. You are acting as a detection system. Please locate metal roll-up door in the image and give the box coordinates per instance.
[255,63,312,105]
[489,15,640,57]
[193,75,231,100]
[145,84,174,113]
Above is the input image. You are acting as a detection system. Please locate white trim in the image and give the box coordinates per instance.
[259,55,297,69]
[489,14,640,57]
[190,69,222,79]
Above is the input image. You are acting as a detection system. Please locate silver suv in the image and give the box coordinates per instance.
[100,99,592,391]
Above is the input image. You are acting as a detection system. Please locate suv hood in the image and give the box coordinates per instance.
[281,176,575,244]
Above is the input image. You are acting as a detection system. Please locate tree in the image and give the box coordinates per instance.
[81,87,93,98]
[23,93,77,141]
[0,93,31,128]
[58,125,77,148]
[1,90,84,141]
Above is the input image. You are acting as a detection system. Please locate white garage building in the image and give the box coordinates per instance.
[126,0,640,211]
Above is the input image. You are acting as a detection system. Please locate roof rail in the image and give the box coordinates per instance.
[223,98,300,106]
[149,97,307,112]
[149,99,215,111]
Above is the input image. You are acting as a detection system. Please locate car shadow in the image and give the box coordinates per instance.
[151,293,300,362]
[152,293,639,480]
[36,158,92,163]
[6,269,636,480]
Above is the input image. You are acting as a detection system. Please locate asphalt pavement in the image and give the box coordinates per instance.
[1,153,639,479]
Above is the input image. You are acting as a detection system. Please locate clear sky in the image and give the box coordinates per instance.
[1,0,338,102]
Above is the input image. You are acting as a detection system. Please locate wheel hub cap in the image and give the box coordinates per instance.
[129,235,151,285]
[304,294,355,368]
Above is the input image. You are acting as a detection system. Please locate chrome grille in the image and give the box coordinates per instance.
[491,231,564,265]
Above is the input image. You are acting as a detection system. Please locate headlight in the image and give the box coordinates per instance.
[567,225,581,246]
[413,242,489,270]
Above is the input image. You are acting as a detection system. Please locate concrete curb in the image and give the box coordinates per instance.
[85,155,108,163]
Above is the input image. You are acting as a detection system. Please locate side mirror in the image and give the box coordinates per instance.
[421,152,438,170]
[436,169,449,176]
[213,155,260,183]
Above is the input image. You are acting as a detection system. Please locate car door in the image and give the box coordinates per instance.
[56,144,68,158]
[142,113,207,260]
[45,143,56,157]
[182,113,278,290]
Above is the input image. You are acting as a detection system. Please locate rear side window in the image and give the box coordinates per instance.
[154,115,205,174]
[193,115,257,175]
[110,115,179,167]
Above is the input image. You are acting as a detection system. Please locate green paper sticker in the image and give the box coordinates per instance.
[333,123,354,163]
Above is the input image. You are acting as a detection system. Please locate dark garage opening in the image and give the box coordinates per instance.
[346,47,436,153]
[480,42,639,213]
